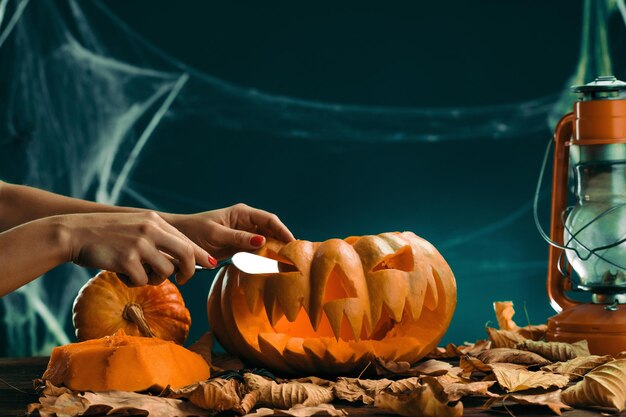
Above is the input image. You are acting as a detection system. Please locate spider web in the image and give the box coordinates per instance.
[0,0,619,355]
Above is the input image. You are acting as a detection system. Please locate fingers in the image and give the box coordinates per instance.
[156,217,215,269]
[113,212,214,286]
[118,241,173,287]
[117,261,149,287]
[141,212,215,284]
[235,204,295,243]
[70,211,217,288]
[210,222,266,251]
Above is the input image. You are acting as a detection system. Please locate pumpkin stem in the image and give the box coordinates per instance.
[123,303,155,338]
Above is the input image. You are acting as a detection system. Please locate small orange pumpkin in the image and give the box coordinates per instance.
[73,271,191,345]
[208,231,457,375]
[43,330,210,391]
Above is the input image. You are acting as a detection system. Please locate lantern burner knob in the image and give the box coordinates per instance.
[572,75,626,100]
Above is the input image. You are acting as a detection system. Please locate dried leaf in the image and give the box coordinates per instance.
[388,378,421,393]
[422,375,496,402]
[561,358,626,412]
[476,348,551,366]
[456,340,491,356]
[517,324,548,341]
[244,373,333,409]
[332,377,420,405]
[166,378,248,413]
[516,340,590,362]
[245,404,347,417]
[33,379,73,397]
[27,392,89,417]
[542,355,613,380]
[245,407,276,417]
[426,340,491,359]
[332,377,392,405]
[188,332,213,367]
[493,301,519,331]
[459,355,492,377]
[484,390,571,415]
[375,383,463,417]
[374,357,452,377]
[486,327,526,348]
[426,343,459,359]
[287,377,333,387]
[29,389,209,417]
[240,391,261,415]
[490,363,570,393]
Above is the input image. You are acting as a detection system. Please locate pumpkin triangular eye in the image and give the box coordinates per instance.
[372,245,414,272]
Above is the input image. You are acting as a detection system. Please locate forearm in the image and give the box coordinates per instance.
[0,216,70,297]
[0,181,143,232]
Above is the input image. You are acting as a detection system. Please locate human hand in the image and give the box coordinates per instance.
[62,212,215,286]
[163,203,295,260]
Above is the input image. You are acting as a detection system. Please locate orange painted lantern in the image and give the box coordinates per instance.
[207,232,456,375]
[544,75,626,355]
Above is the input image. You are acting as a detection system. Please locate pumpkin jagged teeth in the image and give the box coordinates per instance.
[302,338,328,362]
[322,339,358,374]
[322,302,344,341]
[423,266,439,311]
[239,272,267,314]
[402,263,429,320]
[344,309,365,343]
[264,294,285,327]
[268,273,308,322]
[323,299,366,341]
[348,339,375,364]
[283,337,316,374]
[257,332,293,373]
[365,273,409,333]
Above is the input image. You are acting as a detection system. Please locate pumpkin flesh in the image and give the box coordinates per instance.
[43,330,210,391]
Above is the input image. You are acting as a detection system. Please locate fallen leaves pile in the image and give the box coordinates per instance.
[27,301,626,417]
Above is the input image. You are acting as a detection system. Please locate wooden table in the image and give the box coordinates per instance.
[0,357,622,417]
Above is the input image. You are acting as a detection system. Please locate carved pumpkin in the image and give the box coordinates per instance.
[73,271,191,345]
[43,330,210,391]
[208,231,456,375]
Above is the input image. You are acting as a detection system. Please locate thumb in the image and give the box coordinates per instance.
[212,223,266,251]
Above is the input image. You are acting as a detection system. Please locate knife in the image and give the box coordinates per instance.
[194,252,280,274]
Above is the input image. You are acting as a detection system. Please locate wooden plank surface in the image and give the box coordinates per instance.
[0,357,48,417]
[0,356,622,417]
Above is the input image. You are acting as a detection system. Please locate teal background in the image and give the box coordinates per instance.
[103,1,580,346]
[2,0,620,356]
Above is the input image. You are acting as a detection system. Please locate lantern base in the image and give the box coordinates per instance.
[547,303,626,356]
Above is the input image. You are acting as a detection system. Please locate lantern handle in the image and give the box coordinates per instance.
[546,112,579,312]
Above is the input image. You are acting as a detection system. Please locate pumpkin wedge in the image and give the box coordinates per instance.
[43,330,210,391]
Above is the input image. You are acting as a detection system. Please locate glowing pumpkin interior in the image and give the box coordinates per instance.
[208,232,456,375]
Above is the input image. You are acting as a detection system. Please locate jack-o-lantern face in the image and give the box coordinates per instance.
[207,232,456,375]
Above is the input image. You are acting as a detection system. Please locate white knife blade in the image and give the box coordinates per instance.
[193,252,280,274]
[230,252,280,274]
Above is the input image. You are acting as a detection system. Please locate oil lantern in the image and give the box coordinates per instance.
[545,75,626,355]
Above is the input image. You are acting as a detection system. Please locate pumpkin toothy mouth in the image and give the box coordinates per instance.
[208,232,457,374]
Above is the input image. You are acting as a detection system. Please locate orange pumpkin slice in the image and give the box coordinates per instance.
[43,330,210,391]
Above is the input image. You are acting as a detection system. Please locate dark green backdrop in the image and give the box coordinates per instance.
[4,0,621,355]
[102,0,585,346]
